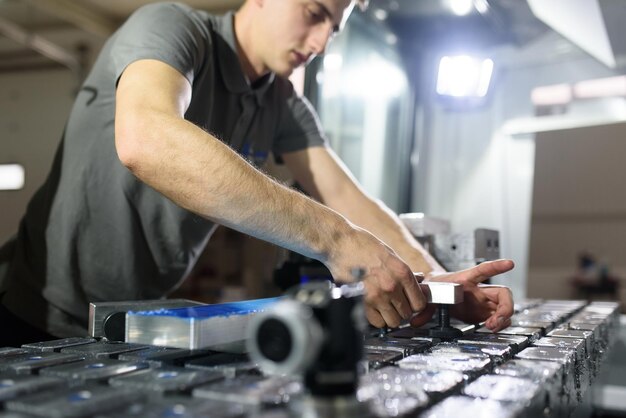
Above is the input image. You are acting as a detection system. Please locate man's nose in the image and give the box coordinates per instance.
[307,23,333,56]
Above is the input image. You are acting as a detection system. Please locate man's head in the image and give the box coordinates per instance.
[239,0,367,79]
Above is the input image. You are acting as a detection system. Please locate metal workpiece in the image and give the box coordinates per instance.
[398,213,451,237]
[514,309,566,324]
[141,348,219,368]
[398,352,492,377]
[96,396,249,418]
[59,340,149,359]
[458,333,530,354]
[184,352,258,378]
[39,358,149,384]
[543,299,588,311]
[0,352,85,375]
[510,310,559,330]
[432,228,501,271]
[515,346,579,407]
[363,348,404,370]
[192,375,303,406]
[494,358,562,381]
[418,282,464,305]
[363,336,430,358]
[429,341,513,365]
[4,383,146,418]
[385,326,441,342]
[532,336,591,399]
[547,328,594,365]
[116,346,185,362]
[0,374,68,403]
[462,374,545,410]
[359,367,464,400]
[427,343,490,360]
[494,359,565,418]
[421,395,522,418]
[514,299,543,311]
[0,348,31,358]
[357,373,430,417]
[108,367,224,393]
[477,326,543,343]
[127,297,281,351]
[22,337,96,353]
[88,298,203,340]
[288,394,372,418]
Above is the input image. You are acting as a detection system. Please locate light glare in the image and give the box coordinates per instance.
[0,164,25,190]
[323,53,343,72]
[436,55,494,98]
[449,0,474,16]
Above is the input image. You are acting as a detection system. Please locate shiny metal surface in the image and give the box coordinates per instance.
[419,282,464,305]
[88,299,203,339]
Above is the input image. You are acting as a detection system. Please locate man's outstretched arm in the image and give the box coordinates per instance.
[114,59,425,327]
[282,146,514,331]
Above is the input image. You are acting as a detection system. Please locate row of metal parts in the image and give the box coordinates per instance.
[0,299,619,417]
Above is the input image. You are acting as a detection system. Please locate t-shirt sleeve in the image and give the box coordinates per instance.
[273,85,328,156]
[109,3,207,85]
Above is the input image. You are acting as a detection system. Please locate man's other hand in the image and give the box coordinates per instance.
[410,259,515,332]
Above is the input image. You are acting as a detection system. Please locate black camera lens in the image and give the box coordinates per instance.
[257,318,293,363]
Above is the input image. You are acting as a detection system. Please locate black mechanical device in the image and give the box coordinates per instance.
[247,280,366,397]
[418,281,465,340]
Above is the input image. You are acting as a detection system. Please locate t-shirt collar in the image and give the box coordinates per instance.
[213,11,275,105]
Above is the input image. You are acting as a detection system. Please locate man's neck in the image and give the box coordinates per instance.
[233,6,270,83]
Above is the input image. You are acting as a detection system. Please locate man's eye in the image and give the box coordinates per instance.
[306,8,323,21]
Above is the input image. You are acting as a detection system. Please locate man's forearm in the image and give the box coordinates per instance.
[334,194,444,274]
[116,111,353,263]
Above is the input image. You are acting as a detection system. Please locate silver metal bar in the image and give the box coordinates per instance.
[88,299,203,339]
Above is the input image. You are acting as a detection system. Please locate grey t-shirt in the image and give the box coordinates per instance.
[0,2,326,337]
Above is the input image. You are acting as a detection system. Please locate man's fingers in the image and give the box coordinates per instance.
[378,302,403,328]
[365,306,386,329]
[409,304,437,328]
[462,259,515,285]
[402,274,427,313]
[491,287,514,318]
[484,287,514,329]
[390,291,413,321]
[488,317,512,333]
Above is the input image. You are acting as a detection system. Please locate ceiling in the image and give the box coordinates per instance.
[0,0,245,73]
[1,0,625,74]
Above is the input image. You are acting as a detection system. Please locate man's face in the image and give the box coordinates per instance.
[256,0,353,77]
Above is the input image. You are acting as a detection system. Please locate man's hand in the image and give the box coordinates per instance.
[410,259,515,332]
[328,227,428,328]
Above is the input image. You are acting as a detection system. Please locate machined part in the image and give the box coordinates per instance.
[418,282,464,305]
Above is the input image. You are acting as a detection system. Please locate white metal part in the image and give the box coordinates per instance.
[419,282,464,305]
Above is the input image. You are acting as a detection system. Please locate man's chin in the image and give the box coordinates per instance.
[273,66,295,78]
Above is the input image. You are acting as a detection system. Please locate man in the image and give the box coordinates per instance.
[0,0,514,346]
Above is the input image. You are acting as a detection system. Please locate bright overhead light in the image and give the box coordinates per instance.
[0,164,25,190]
[436,55,494,98]
[323,53,343,72]
[448,0,474,16]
